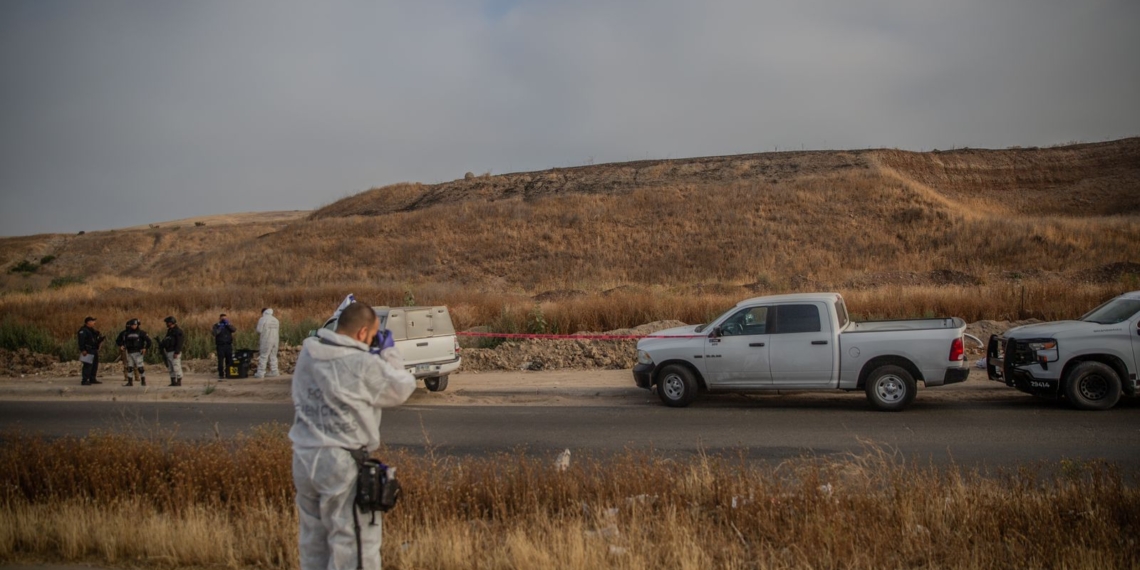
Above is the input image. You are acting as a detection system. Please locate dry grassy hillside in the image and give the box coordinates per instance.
[2,139,1138,343]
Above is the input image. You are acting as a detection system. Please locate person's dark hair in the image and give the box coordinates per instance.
[219,313,227,318]
[336,303,376,335]
[84,316,96,323]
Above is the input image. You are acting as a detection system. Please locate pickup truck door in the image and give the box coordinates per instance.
[768,303,835,387]
[703,306,772,387]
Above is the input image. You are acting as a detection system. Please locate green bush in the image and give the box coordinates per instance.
[9,260,38,274]
[49,275,85,289]
[526,304,548,334]
[0,319,59,355]
[281,318,322,345]
[39,255,57,265]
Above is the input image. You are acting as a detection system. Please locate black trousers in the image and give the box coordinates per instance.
[216,346,234,379]
[82,355,99,383]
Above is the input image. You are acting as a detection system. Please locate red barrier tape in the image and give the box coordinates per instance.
[456,331,706,340]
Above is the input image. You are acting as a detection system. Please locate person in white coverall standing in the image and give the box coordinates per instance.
[289,300,416,570]
[255,307,280,378]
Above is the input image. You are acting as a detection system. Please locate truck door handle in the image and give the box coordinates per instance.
[749,342,765,347]
[416,342,429,347]
[812,340,828,345]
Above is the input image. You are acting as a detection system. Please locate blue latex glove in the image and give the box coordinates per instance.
[369,329,395,354]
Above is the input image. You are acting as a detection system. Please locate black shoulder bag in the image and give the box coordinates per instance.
[344,446,401,570]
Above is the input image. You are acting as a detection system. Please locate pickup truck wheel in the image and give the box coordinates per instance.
[656,365,698,408]
[1064,362,1120,411]
[424,375,449,392]
[865,365,916,411]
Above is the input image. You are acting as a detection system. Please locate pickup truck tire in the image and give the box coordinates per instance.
[865,365,916,411]
[425,375,449,392]
[656,365,699,407]
[1064,362,1120,411]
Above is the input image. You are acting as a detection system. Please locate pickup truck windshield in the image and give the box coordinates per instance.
[1080,299,1140,324]
[695,307,737,333]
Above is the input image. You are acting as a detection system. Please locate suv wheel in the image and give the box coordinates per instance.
[865,365,916,411]
[656,365,698,407]
[425,375,449,392]
[1064,362,1120,411]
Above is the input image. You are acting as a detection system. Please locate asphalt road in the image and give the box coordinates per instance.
[3,395,1139,469]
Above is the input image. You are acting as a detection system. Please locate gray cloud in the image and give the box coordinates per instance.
[2,0,1137,235]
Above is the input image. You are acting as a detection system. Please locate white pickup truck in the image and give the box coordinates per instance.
[987,290,1140,410]
[321,305,462,392]
[633,293,970,410]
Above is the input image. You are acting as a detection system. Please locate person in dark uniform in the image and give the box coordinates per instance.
[161,316,185,386]
[212,313,237,380]
[115,318,152,386]
[77,316,105,385]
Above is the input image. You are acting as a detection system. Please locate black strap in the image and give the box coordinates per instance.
[351,500,363,570]
[343,446,368,570]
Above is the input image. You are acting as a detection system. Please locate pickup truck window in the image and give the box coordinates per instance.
[1080,299,1140,325]
[835,299,849,329]
[720,307,769,337]
[771,304,821,334]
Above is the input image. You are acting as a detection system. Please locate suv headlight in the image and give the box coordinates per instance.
[1027,340,1058,362]
[637,350,653,365]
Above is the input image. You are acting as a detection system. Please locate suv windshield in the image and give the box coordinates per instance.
[1080,299,1140,324]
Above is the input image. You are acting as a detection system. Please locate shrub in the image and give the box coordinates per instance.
[39,255,56,265]
[527,303,548,334]
[48,275,85,289]
[8,260,38,274]
[0,319,59,355]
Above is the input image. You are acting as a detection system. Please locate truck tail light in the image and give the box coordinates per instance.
[454,338,461,354]
[949,338,964,362]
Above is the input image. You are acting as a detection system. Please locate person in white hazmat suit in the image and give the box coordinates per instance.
[254,308,280,378]
[289,299,416,570]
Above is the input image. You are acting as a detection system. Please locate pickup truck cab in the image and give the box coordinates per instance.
[633,293,969,411]
[987,291,1140,410]
[322,305,462,392]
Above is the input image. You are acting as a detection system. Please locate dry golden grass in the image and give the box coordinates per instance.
[1,430,1137,569]
[1,139,1138,348]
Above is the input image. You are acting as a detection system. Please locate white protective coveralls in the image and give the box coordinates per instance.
[289,327,416,570]
[255,308,280,377]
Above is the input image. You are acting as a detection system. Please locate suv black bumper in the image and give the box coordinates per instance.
[986,335,1060,397]
[633,363,655,389]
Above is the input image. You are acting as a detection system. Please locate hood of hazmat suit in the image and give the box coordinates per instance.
[257,311,280,344]
[289,328,416,452]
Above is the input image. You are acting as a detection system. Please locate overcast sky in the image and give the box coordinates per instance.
[1,0,1138,236]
